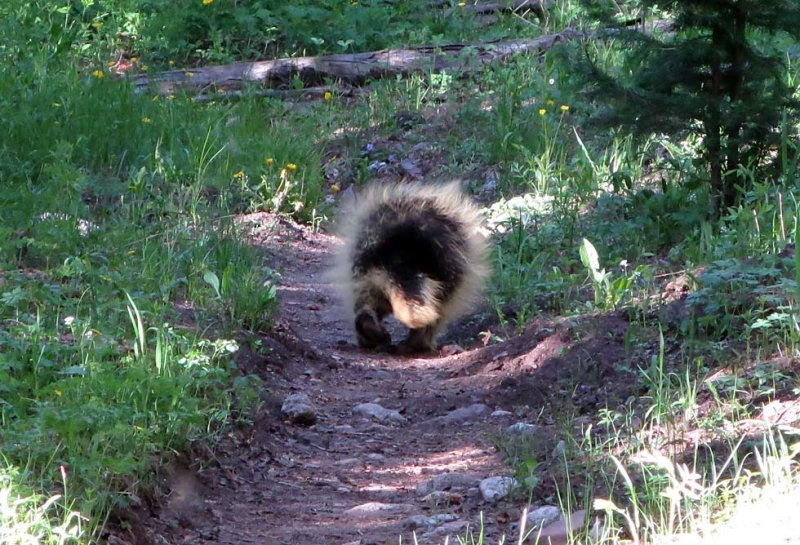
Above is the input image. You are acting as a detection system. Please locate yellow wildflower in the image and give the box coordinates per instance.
[458,1,465,6]
[92,69,105,79]
[233,170,246,179]
[203,0,213,4]
[560,104,570,112]
[538,108,546,116]
[130,56,139,63]
[53,102,61,108]
[140,64,149,72]
[54,389,62,397]
[186,72,195,78]
[168,60,176,66]
[286,163,298,171]
[323,91,333,101]
[91,21,102,29]
[331,183,341,193]
[142,117,152,124]
[265,157,274,166]
[546,99,555,106]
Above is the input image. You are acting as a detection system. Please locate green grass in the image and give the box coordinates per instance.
[2,1,800,543]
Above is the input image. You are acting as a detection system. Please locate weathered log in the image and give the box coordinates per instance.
[131,29,581,95]
[441,0,553,18]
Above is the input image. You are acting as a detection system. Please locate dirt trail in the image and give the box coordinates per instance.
[136,212,633,545]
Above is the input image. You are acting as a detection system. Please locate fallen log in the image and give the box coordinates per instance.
[440,0,552,18]
[131,29,582,95]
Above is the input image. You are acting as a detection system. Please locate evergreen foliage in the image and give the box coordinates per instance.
[579,1,800,214]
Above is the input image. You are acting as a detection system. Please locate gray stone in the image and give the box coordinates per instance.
[352,402,406,424]
[420,491,460,506]
[552,440,567,459]
[438,403,490,424]
[421,520,470,540]
[280,393,317,426]
[479,476,518,502]
[343,502,416,519]
[415,472,479,496]
[526,505,561,529]
[490,410,513,418]
[403,513,458,530]
[506,422,538,434]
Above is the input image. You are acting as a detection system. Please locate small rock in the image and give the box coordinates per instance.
[538,510,587,544]
[366,453,385,462]
[422,520,470,540]
[479,476,518,502]
[281,393,317,426]
[438,403,490,424]
[506,422,538,434]
[551,440,567,459]
[490,410,513,419]
[334,458,361,466]
[352,402,406,424]
[343,502,416,519]
[416,472,479,496]
[403,513,458,530]
[334,424,355,433]
[526,505,561,530]
[421,491,463,506]
[440,343,464,356]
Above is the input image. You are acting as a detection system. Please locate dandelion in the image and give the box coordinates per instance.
[140,64,149,72]
[168,60,176,66]
[53,102,61,108]
[323,91,333,101]
[107,60,116,67]
[54,389,62,397]
[546,99,555,106]
[560,104,569,112]
[186,72,195,78]
[538,108,546,116]
[142,117,152,124]
[91,21,102,29]
[265,157,274,166]
[92,69,105,79]
[286,163,298,171]
[331,183,341,193]
[458,1,465,6]
[130,56,139,63]
[233,170,245,179]
[202,0,213,4]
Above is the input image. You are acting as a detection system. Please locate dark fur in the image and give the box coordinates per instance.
[332,182,489,354]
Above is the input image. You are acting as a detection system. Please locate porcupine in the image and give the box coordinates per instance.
[331,182,490,354]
